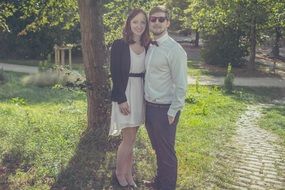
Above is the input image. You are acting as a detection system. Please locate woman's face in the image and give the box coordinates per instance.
[130,12,147,38]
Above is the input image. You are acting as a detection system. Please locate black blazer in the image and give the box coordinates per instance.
[110,39,131,104]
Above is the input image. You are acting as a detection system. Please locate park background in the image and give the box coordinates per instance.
[0,0,285,189]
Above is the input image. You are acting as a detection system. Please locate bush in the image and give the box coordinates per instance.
[21,69,85,87]
[224,63,235,93]
[21,71,61,87]
[39,54,53,72]
[201,26,248,67]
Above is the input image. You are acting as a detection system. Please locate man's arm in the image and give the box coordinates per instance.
[167,44,188,120]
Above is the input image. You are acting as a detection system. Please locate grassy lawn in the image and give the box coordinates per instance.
[0,71,283,189]
[259,105,285,145]
[0,72,87,189]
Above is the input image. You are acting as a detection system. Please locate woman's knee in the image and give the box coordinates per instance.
[122,127,138,145]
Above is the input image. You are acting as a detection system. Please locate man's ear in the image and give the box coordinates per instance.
[167,21,170,28]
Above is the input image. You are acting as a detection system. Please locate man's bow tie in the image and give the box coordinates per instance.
[150,40,159,47]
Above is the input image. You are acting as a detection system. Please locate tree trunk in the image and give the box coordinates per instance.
[195,30,199,47]
[248,16,256,71]
[78,0,111,136]
[272,26,281,57]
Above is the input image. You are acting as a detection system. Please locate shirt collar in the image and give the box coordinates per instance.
[155,32,169,45]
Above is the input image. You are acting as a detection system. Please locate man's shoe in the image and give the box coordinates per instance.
[128,181,137,189]
[143,178,159,190]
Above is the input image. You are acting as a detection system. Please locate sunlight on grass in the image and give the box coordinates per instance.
[175,86,246,188]
[188,60,212,77]
[0,72,87,189]
[259,105,285,145]
[1,71,282,189]
[131,86,249,189]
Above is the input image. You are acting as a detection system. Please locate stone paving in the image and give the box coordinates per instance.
[209,105,285,190]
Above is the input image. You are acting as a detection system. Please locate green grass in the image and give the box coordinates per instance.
[187,60,218,77]
[0,71,283,189]
[0,72,87,189]
[188,60,203,76]
[233,87,285,103]
[259,105,285,145]
[174,86,246,189]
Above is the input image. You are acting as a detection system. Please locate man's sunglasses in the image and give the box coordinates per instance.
[149,16,168,23]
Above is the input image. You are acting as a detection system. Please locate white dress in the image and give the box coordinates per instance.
[109,47,145,136]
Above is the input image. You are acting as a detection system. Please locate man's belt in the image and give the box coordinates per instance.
[145,101,171,108]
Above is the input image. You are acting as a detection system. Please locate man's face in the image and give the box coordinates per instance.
[149,12,170,37]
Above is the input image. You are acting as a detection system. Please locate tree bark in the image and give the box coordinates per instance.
[194,30,199,47]
[248,16,256,71]
[272,26,281,57]
[78,0,111,135]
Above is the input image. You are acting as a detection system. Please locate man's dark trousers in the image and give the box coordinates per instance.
[145,102,180,190]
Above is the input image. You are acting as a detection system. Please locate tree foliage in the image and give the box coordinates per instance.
[0,2,15,32]
[0,0,168,58]
[103,0,166,45]
[0,1,80,59]
[168,0,284,68]
[1,0,284,64]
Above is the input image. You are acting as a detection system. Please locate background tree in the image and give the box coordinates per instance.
[0,0,167,58]
[185,0,248,66]
[77,0,110,133]
[267,0,285,57]
[0,0,80,59]
[182,0,279,70]
[239,0,270,70]
[0,2,15,32]
[53,1,112,187]
[184,0,211,47]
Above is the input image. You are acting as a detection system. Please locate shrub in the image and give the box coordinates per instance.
[195,75,200,93]
[21,69,85,87]
[201,26,248,67]
[39,54,53,72]
[9,97,27,106]
[224,63,235,93]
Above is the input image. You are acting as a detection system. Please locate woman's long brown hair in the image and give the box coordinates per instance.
[123,8,150,47]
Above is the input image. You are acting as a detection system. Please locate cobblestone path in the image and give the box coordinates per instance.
[210,105,285,190]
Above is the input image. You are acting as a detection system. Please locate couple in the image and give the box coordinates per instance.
[109,6,187,190]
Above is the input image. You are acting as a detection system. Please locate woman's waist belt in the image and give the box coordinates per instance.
[128,72,145,78]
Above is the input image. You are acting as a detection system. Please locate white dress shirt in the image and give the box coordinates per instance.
[144,32,188,117]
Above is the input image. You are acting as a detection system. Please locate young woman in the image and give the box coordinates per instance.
[109,8,150,188]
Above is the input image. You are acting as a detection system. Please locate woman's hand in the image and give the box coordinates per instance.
[119,102,130,115]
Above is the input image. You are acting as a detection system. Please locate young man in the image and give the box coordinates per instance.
[144,6,188,190]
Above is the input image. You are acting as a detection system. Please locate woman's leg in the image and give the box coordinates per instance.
[116,126,138,186]
[124,127,138,186]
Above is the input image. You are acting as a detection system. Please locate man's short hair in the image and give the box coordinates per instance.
[149,6,170,20]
